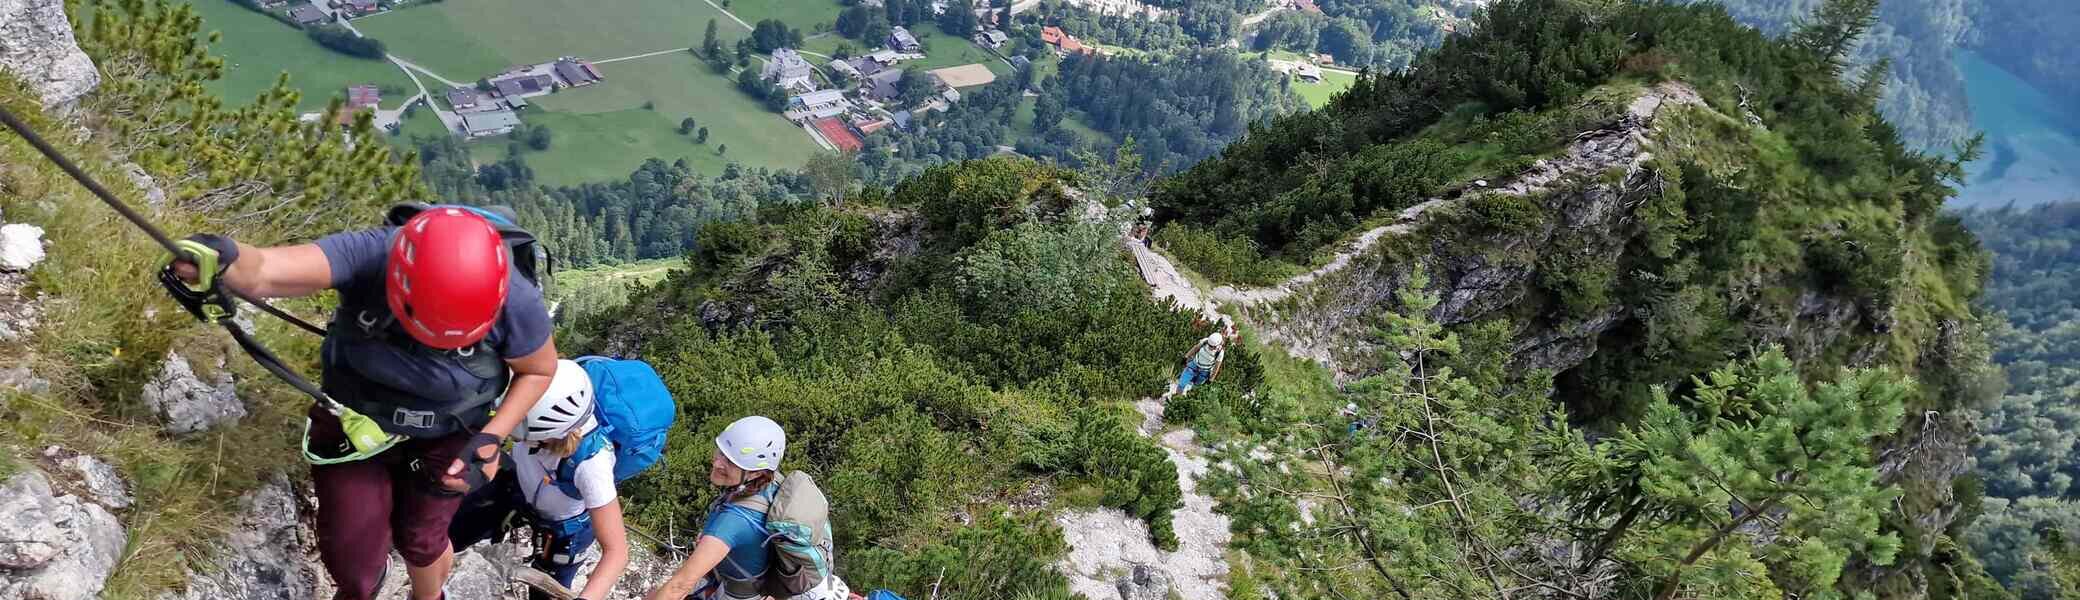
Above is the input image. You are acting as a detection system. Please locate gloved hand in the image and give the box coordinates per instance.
[159,234,241,323]
[444,432,504,493]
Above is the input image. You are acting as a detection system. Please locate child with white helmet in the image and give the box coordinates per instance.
[1165,319,1233,400]
[645,416,848,600]
[449,359,632,600]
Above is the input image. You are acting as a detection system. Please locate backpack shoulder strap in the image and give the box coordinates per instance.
[551,433,609,499]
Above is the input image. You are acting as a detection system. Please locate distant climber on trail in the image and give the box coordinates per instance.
[169,206,558,600]
[646,416,847,600]
[449,359,631,600]
[1164,320,1233,400]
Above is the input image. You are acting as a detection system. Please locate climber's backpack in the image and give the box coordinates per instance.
[549,356,677,499]
[729,471,836,597]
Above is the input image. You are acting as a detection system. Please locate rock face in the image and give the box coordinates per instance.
[1226,82,1707,380]
[0,469,128,600]
[55,454,130,511]
[140,352,246,435]
[0,0,101,108]
[163,476,322,600]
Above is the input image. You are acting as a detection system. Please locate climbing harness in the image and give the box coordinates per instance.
[0,104,403,463]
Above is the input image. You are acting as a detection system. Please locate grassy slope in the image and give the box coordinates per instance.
[722,0,846,36]
[1291,70,1356,109]
[186,0,417,111]
[355,0,749,79]
[496,54,812,185]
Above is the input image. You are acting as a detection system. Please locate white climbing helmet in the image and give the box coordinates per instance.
[517,360,596,441]
[715,416,787,472]
[1206,332,1226,348]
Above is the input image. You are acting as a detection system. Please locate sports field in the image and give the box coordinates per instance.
[486,54,814,185]
[187,0,417,111]
[1292,69,1357,109]
[355,0,751,81]
[909,32,1010,75]
[929,64,997,88]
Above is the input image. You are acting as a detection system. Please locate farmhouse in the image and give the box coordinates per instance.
[975,30,1008,48]
[553,58,603,87]
[337,0,379,17]
[287,5,328,26]
[889,26,921,52]
[336,84,380,126]
[492,74,555,98]
[869,49,901,65]
[462,110,522,138]
[828,59,860,79]
[1293,62,1322,82]
[446,88,481,110]
[761,49,818,92]
[862,69,905,101]
[1040,26,1092,56]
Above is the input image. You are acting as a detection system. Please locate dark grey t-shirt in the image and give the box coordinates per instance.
[315,228,550,406]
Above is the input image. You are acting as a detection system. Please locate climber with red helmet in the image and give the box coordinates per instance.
[171,206,558,600]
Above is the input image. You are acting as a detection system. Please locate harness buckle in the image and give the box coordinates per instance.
[393,407,437,429]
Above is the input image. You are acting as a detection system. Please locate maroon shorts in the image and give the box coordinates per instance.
[309,406,471,600]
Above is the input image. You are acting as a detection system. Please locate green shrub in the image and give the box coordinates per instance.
[846,511,1076,600]
[1157,225,1298,286]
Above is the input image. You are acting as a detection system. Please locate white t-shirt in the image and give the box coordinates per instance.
[512,442,619,522]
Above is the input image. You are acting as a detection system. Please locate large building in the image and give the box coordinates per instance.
[760,49,818,92]
[786,89,853,122]
[462,110,522,138]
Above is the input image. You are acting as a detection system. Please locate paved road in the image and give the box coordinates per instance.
[597,47,695,64]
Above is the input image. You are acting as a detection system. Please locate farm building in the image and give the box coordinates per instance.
[863,69,905,101]
[889,27,921,52]
[462,110,522,138]
[287,5,328,25]
[553,59,603,87]
[336,84,380,126]
[446,88,481,110]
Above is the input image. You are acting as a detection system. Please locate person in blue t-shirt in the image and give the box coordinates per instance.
[646,417,832,600]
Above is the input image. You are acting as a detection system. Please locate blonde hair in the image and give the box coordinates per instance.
[540,428,585,458]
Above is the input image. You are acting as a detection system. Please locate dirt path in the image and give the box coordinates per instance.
[1055,223,1234,600]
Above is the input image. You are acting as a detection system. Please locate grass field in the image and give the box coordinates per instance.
[1292,69,1357,109]
[355,0,752,80]
[1011,96,1107,145]
[187,0,417,111]
[489,54,813,185]
[910,32,1010,75]
[722,0,845,37]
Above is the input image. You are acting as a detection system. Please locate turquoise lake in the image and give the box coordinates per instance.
[1954,51,2080,208]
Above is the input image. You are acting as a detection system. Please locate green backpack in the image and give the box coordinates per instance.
[738,471,836,596]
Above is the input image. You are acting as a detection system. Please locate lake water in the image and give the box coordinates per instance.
[1953,51,2080,208]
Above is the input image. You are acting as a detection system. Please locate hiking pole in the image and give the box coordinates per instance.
[0,104,327,337]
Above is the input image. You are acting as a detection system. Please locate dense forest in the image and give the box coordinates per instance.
[1047,50,1304,175]
[1958,203,2080,600]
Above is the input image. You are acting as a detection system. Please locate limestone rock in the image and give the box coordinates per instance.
[0,469,127,600]
[0,366,48,395]
[160,475,321,600]
[1114,563,1172,600]
[57,455,130,511]
[0,223,46,272]
[0,0,101,108]
[140,352,245,435]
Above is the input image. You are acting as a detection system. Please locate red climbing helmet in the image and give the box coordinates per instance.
[384,208,509,350]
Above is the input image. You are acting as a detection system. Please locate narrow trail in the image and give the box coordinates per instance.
[1054,223,1233,600]
[1207,81,1703,311]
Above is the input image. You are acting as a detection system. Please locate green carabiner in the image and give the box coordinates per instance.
[301,404,405,465]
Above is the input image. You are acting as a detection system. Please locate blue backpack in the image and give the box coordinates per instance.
[551,356,676,499]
